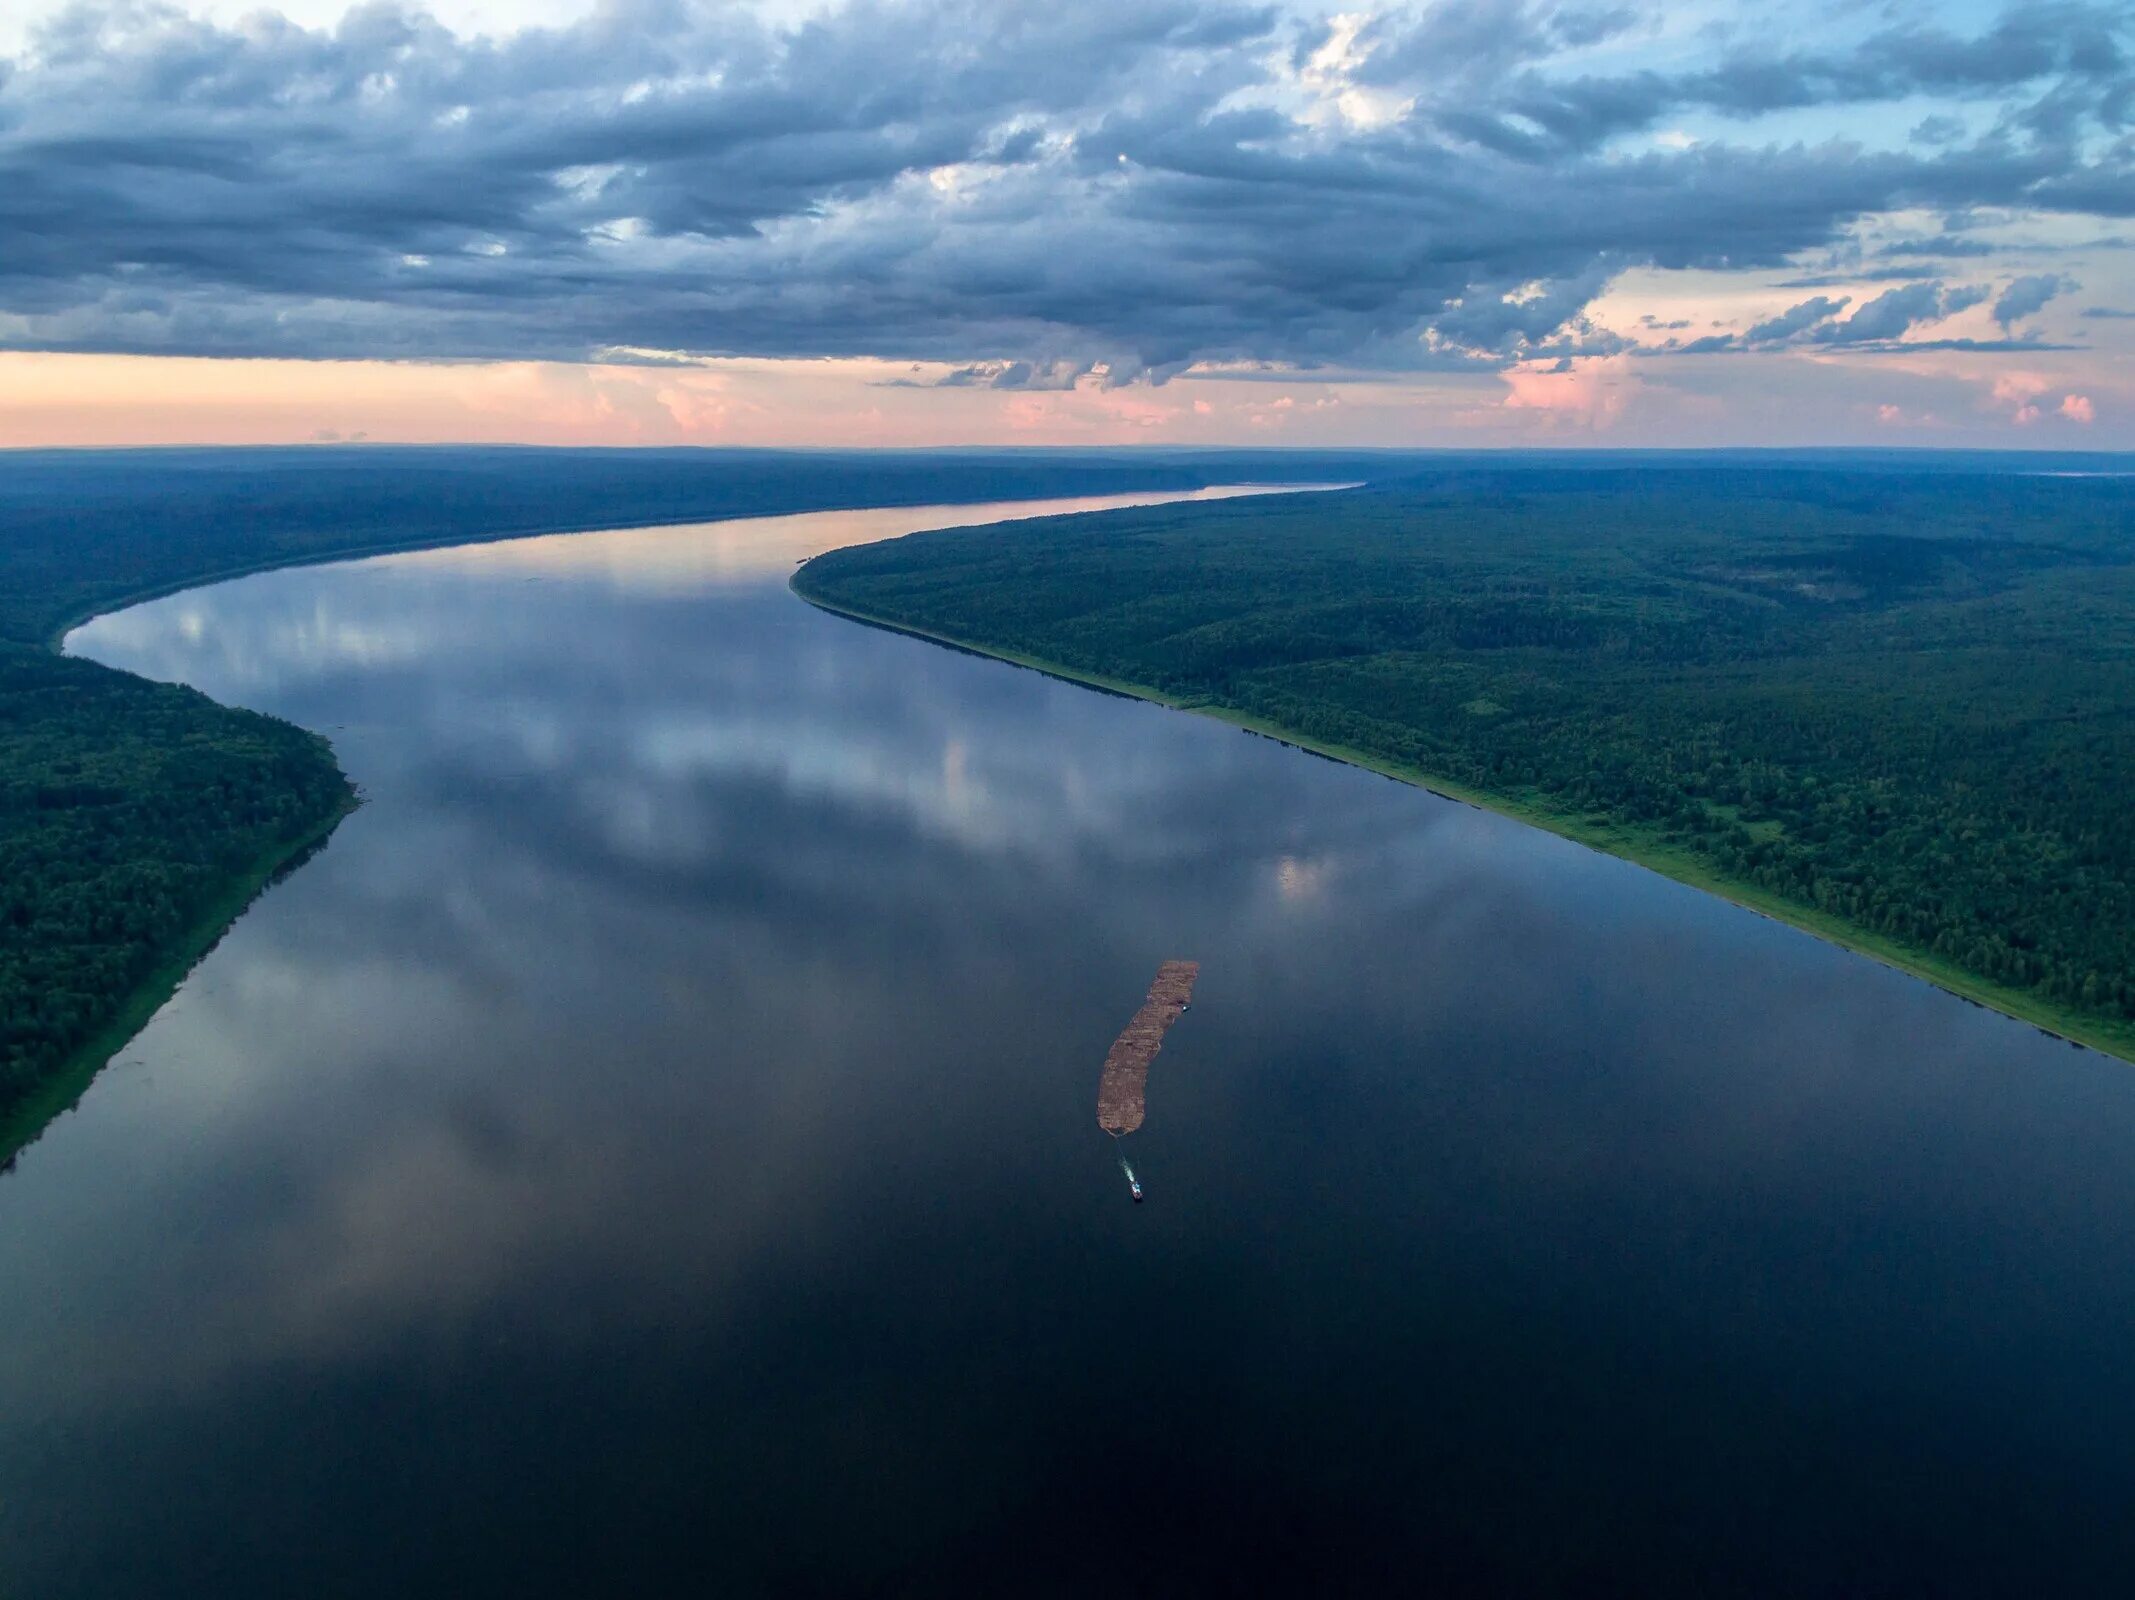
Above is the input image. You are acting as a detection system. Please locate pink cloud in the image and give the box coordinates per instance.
[1989,372,2050,426]
[1871,401,1946,429]
[1,347,2123,451]
[1500,357,1635,429]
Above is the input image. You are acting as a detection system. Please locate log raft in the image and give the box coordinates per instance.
[1096,960,1199,1135]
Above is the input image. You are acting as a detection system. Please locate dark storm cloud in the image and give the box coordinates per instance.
[1357,0,2131,157]
[1746,295,1850,343]
[1812,282,1987,343]
[1660,278,2033,354]
[1775,268,1942,286]
[1993,270,2077,324]
[1,0,2131,372]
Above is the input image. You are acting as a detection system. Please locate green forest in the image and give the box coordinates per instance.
[0,644,352,1146]
[796,468,2135,1059]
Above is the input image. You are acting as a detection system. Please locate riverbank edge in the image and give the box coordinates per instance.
[33,480,1234,654]
[0,775,359,1168]
[791,575,2135,1066]
[3,477,1251,1168]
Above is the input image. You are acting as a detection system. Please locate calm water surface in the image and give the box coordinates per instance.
[8,490,2135,1595]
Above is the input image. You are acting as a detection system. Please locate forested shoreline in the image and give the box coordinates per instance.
[2,446,1362,1160]
[0,643,354,1157]
[10,448,2133,1161]
[796,468,2135,1060]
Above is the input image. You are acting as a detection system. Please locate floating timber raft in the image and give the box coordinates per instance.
[1096,960,1200,1135]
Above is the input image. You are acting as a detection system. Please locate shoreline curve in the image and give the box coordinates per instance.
[789,578,2135,1066]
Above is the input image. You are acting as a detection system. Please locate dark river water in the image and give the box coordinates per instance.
[9,490,2135,1595]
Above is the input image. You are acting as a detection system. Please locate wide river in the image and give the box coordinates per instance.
[8,490,2135,1593]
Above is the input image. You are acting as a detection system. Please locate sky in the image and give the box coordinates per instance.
[2,0,2131,448]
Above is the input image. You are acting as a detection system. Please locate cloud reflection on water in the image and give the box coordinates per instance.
[9,493,2135,1592]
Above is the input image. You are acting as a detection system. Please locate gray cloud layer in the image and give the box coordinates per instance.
[1994,270,2077,324]
[1,0,2130,375]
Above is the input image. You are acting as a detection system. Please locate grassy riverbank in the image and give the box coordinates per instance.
[794,470,2135,1065]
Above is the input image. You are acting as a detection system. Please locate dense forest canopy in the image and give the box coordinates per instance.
[0,642,351,1136]
[797,467,2135,1057]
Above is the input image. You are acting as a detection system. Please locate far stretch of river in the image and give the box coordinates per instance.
[5,489,2133,1594]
